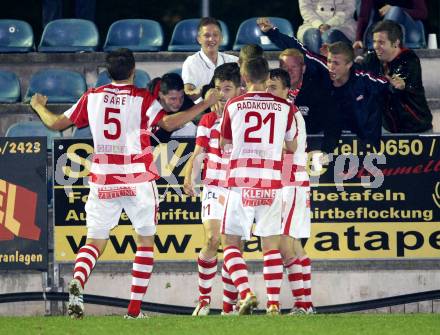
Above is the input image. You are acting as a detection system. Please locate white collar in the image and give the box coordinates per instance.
[199,49,222,68]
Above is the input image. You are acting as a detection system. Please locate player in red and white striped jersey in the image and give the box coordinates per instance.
[266,68,314,315]
[183,63,241,316]
[220,57,298,315]
[30,48,219,319]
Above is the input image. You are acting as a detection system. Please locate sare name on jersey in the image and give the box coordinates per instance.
[103,94,127,105]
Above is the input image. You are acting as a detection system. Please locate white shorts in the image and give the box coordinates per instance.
[201,185,228,221]
[85,182,159,239]
[222,187,283,240]
[282,186,311,238]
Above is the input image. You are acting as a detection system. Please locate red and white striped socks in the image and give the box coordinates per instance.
[285,256,313,309]
[301,257,312,309]
[127,246,154,316]
[222,262,238,313]
[223,246,250,300]
[197,253,218,303]
[263,250,283,308]
[73,244,100,289]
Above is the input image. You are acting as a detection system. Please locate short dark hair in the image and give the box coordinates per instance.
[197,17,222,34]
[328,41,355,63]
[106,48,135,81]
[372,20,403,45]
[239,44,264,65]
[269,68,291,89]
[159,73,184,94]
[213,62,241,87]
[241,57,269,84]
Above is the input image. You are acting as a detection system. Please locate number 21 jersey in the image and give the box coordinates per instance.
[221,92,297,189]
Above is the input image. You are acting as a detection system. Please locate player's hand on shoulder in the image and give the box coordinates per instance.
[257,17,273,33]
[30,93,48,109]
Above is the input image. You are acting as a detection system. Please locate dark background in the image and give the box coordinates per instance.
[2,0,438,48]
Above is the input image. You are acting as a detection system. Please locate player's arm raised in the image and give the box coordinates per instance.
[30,93,73,131]
[158,88,220,131]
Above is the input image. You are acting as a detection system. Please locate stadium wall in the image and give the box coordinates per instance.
[1,261,440,316]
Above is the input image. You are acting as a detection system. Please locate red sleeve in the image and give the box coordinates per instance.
[221,104,232,140]
[64,93,89,128]
[142,94,166,128]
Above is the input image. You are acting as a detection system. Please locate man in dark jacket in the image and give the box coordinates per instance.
[360,20,432,133]
[277,48,335,136]
[257,17,391,152]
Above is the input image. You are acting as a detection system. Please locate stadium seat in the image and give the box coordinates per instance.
[168,19,230,51]
[38,19,99,52]
[72,126,92,138]
[0,19,34,52]
[233,17,294,51]
[95,69,151,88]
[5,121,63,150]
[24,69,87,103]
[0,70,20,103]
[103,19,164,52]
[166,68,182,77]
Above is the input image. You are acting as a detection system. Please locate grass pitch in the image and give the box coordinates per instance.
[0,314,439,335]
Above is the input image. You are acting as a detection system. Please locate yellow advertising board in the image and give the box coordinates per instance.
[53,136,440,261]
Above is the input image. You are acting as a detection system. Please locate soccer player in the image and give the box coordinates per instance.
[220,57,297,315]
[182,17,238,102]
[266,68,314,314]
[183,63,242,316]
[29,48,219,319]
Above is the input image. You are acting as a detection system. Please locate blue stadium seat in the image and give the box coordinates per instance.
[72,126,92,138]
[38,19,99,52]
[103,19,164,52]
[168,19,230,51]
[95,69,151,88]
[24,69,87,103]
[0,70,20,103]
[0,19,34,52]
[5,121,63,150]
[166,68,182,77]
[233,17,294,51]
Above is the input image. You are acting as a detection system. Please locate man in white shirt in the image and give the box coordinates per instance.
[182,17,238,101]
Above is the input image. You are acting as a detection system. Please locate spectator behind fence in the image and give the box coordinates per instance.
[43,0,96,27]
[353,0,427,50]
[257,17,407,152]
[277,48,337,139]
[297,0,357,55]
[149,73,196,142]
[182,17,238,102]
[359,20,432,133]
